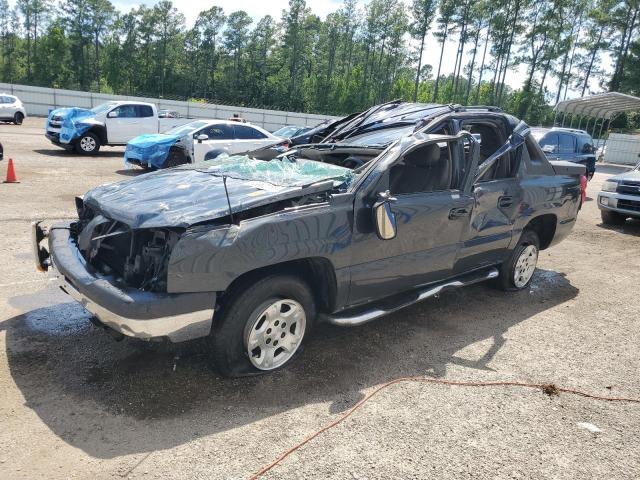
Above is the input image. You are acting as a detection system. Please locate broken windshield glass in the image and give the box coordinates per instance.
[196,155,354,188]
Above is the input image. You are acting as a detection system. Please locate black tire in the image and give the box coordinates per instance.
[497,230,540,291]
[75,132,101,155]
[164,148,188,168]
[13,112,24,125]
[209,274,316,378]
[601,210,627,226]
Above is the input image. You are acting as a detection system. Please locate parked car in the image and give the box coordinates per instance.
[272,125,311,139]
[124,120,281,169]
[45,101,191,155]
[33,105,586,377]
[597,161,640,224]
[0,93,27,125]
[158,109,182,119]
[0,141,3,161]
[531,127,596,179]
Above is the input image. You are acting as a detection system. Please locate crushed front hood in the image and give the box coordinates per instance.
[83,157,352,229]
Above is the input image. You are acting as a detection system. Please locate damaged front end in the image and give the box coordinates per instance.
[75,199,180,293]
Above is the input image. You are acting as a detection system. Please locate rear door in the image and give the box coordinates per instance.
[453,117,524,273]
[231,124,276,152]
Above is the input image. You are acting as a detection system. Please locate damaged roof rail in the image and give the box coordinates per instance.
[453,105,503,113]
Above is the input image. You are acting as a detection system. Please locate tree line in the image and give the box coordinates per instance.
[1,0,640,128]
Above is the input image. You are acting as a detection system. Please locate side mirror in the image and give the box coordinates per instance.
[107,111,117,118]
[196,134,209,143]
[373,191,397,240]
[542,144,556,153]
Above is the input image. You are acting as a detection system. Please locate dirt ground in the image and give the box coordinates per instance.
[0,117,639,479]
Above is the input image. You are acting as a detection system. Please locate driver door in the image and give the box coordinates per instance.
[193,123,235,161]
[348,137,476,306]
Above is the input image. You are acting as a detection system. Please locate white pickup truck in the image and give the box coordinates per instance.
[45,101,190,155]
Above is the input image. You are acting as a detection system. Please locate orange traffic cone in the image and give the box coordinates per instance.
[3,158,19,183]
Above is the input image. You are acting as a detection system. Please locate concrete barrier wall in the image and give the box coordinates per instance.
[604,133,640,165]
[0,83,339,131]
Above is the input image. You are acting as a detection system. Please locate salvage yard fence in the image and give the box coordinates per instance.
[0,83,339,132]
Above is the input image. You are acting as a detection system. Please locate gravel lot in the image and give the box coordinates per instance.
[0,117,639,479]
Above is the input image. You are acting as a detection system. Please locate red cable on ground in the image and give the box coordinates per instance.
[248,376,640,480]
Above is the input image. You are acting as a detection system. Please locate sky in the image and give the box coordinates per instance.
[8,0,605,99]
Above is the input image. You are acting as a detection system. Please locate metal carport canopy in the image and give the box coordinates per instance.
[555,92,640,120]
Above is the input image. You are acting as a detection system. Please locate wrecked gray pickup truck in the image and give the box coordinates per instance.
[33,111,586,377]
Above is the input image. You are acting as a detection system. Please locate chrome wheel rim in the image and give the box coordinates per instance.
[514,245,538,288]
[245,299,306,371]
[80,136,96,151]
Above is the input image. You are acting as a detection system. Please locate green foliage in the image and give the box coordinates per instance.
[0,0,637,126]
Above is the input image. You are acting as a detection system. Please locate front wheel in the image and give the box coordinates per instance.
[75,132,101,155]
[209,274,316,377]
[14,112,24,125]
[498,230,540,291]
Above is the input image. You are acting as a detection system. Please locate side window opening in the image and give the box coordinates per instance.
[136,105,154,118]
[234,124,267,140]
[111,105,138,118]
[526,136,547,164]
[389,141,455,195]
[463,120,521,181]
[201,124,234,140]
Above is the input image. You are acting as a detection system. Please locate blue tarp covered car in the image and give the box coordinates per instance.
[124,121,211,169]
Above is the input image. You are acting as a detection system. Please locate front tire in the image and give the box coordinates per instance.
[164,148,188,168]
[601,210,627,225]
[209,274,316,377]
[75,132,100,155]
[498,230,540,291]
[14,112,24,125]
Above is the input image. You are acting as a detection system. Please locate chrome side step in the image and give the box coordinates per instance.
[324,267,499,327]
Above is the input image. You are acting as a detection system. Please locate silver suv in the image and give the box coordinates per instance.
[0,94,27,125]
[598,162,640,224]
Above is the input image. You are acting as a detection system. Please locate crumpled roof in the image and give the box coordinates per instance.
[555,92,640,119]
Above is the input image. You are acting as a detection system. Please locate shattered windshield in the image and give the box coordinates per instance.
[166,121,209,136]
[90,102,119,115]
[196,155,354,188]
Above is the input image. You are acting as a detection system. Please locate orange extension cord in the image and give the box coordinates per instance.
[248,376,640,480]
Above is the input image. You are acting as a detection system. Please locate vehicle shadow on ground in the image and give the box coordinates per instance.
[1,268,578,459]
[598,218,640,236]
[33,149,124,158]
[115,168,148,177]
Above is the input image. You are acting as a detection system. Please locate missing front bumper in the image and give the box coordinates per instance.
[35,221,216,342]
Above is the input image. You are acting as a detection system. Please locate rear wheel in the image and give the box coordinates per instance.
[601,210,627,225]
[209,274,315,377]
[75,132,100,155]
[498,230,540,291]
[14,112,24,125]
